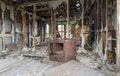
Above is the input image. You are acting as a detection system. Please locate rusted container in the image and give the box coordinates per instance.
[48,38,76,62]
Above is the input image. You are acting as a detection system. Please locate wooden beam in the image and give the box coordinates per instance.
[33,5,37,49]
[28,15,31,47]
[38,12,51,15]
[36,8,51,12]
[56,9,67,18]
[19,0,57,7]
[51,8,56,39]
[2,37,4,51]
[0,0,13,5]
[117,0,120,70]
[66,0,69,38]
[40,20,42,43]
[96,0,100,60]
[22,6,27,48]
[105,0,108,62]
[18,8,45,21]
[81,0,84,48]
[43,22,46,42]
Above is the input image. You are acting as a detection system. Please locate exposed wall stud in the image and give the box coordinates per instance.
[22,6,26,48]
[117,0,120,70]
[33,5,37,49]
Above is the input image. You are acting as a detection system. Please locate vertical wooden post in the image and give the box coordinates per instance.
[82,0,84,32]
[96,0,99,54]
[54,9,56,39]
[43,21,46,42]
[81,0,84,48]
[30,16,33,47]
[40,20,42,43]
[105,0,108,61]
[22,6,26,48]
[52,8,56,39]
[117,0,120,70]
[2,37,4,51]
[14,8,16,44]
[27,14,30,47]
[33,5,37,49]
[28,15,31,47]
[50,8,52,39]
[66,0,69,38]
[51,8,53,39]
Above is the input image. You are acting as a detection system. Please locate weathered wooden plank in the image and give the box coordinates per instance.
[22,7,26,48]
[52,8,56,39]
[33,5,37,49]
[66,0,69,38]
[36,8,51,12]
[117,0,120,70]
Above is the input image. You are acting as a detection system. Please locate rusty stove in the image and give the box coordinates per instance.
[48,38,76,62]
